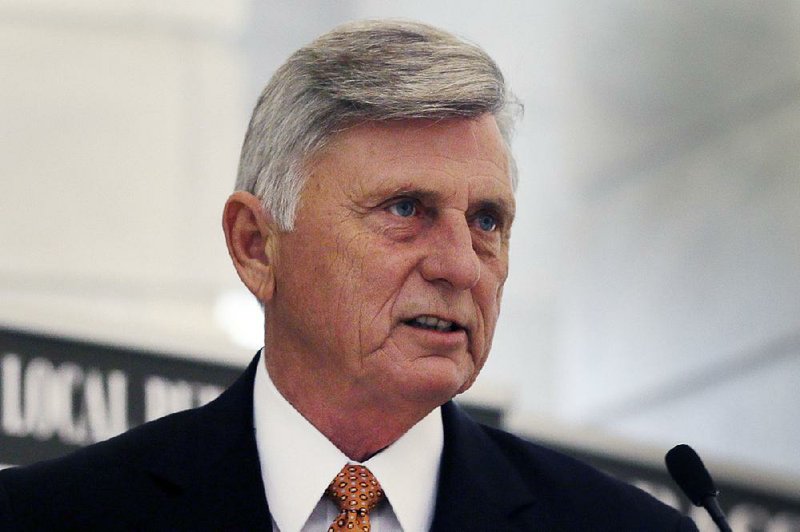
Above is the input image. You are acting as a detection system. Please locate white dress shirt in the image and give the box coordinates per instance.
[253,351,444,532]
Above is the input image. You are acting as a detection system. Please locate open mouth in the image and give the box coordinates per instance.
[404,315,463,333]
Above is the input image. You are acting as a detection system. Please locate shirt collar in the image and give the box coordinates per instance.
[253,350,443,532]
[364,407,443,532]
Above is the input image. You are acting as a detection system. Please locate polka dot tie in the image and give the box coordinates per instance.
[326,464,384,532]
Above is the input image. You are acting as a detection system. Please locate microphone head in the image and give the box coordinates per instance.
[665,444,719,506]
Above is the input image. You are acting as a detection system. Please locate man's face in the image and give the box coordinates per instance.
[266,114,515,410]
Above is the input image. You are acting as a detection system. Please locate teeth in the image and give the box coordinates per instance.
[411,316,455,331]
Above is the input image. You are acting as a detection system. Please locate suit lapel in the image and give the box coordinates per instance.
[135,360,547,531]
[142,354,272,531]
[430,402,539,532]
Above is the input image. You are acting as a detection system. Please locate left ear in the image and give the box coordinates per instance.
[222,191,279,303]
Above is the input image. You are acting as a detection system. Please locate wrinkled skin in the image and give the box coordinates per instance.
[225,114,515,459]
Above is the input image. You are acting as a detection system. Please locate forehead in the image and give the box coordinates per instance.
[308,115,514,205]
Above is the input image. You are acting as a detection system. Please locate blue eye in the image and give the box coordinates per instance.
[388,199,417,218]
[476,213,497,232]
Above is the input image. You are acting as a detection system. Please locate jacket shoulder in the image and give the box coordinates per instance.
[439,403,696,531]
[1,355,270,531]
[481,423,697,530]
[0,407,202,530]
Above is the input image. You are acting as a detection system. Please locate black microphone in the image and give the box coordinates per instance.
[665,444,732,532]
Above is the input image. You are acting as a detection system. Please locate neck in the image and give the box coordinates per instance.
[264,352,432,461]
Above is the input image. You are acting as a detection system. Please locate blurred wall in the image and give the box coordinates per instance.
[1,0,798,488]
[0,1,276,363]
[506,1,800,480]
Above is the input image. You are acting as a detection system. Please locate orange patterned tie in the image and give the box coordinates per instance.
[326,464,385,532]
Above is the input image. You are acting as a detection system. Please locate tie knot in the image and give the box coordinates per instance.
[327,464,384,514]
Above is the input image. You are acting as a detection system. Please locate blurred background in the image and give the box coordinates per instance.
[2,0,799,518]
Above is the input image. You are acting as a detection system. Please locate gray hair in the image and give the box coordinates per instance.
[235,19,522,230]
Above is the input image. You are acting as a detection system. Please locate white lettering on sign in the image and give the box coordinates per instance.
[1,353,128,445]
[143,375,222,422]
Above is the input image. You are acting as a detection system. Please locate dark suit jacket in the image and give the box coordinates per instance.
[0,355,697,531]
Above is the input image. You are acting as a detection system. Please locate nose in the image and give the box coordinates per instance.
[419,212,481,290]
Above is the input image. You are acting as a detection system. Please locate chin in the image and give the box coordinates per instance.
[397,364,474,407]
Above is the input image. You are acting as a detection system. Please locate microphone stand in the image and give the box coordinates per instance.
[701,494,732,532]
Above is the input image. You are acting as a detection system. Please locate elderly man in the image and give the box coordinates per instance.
[0,20,697,531]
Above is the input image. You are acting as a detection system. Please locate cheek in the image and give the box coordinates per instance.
[476,271,506,344]
[278,232,356,332]
[488,258,509,313]
[481,268,506,314]
[329,233,402,342]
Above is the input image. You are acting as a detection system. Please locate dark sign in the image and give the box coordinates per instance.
[0,327,241,466]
